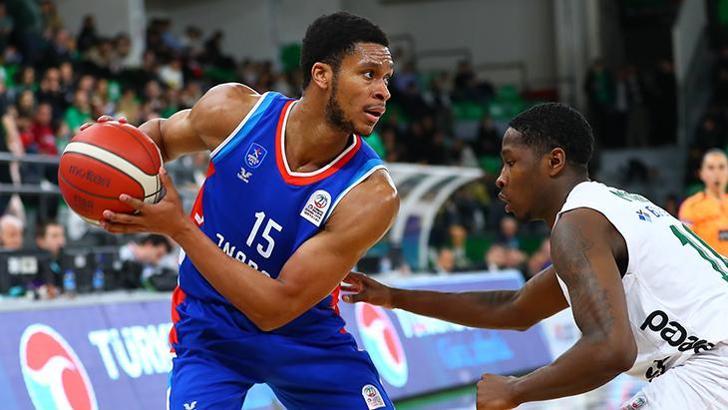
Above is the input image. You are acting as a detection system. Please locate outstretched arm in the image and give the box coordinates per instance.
[343,265,568,331]
[484,208,636,408]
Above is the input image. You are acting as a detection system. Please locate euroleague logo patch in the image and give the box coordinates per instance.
[361,384,386,409]
[19,324,98,410]
[355,303,408,387]
[300,189,332,227]
[313,192,329,209]
[245,143,268,169]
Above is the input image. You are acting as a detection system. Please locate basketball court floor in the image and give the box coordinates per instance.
[395,374,645,409]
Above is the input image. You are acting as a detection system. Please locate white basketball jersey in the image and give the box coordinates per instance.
[554,181,728,382]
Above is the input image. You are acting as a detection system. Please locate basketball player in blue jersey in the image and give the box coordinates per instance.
[95,12,398,410]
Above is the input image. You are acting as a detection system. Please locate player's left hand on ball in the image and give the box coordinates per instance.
[79,115,128,131]
[100,167,188,237]
[476,373,519,410]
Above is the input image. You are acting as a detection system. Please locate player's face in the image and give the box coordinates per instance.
[327,43,393,136]
[496,129,545,220]
[140,244,168,265]
[700,153,728,191]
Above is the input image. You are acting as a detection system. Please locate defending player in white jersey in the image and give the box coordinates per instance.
[342,103,728,409]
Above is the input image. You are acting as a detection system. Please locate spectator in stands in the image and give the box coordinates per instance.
[679,149,728,255]
[143,79,164,113]
[238,59,258,86]
[448,224,472,270]
[113,33,134,70]
[120,234,172,265]
[0,2,14,52]
[58,61,75,104]
[16,116,32,148]
[162,87,180,117]
[399,79,430,120]
[25,102,60,206]
[424,71,453,130]
[180,81,203,108]
[485,243,508,271]
[475,115,500,158]
[25,102,57,155]
[158,58,184,91]
[42,29,74,69]
[118,234,173,289]
[496,216,521,250]
[0,214,24,250]
[257,61,276,91]
[92,77,114,114]
[1,84,23,213]
[614,65,648,147]
[380,127,399,162]
[145,18,164,54]
[35,220,65,256]
[181,25,204,58]
[14,66,37,97]
[3,44,21,65]
[203,30,233,68]
[8,0,45,65]
[76,73,95,95]
[85,37,114,76]
[116,88,141,124]
[392,60,419,94]
[33,220,65,298]
[159,18,183,52]
[39,0,63,38]
[434,248,455,275]
[426,129,449,165]
[484,243,526,272]
[64,88,92,133]
[76,14,97,53]
[584,59,613,143]
[36,67,66,121]
[453,60,478,101]
[403,120,427,163]
[526,237,551,279]
[490,216,526,271]
[16,89,36,118]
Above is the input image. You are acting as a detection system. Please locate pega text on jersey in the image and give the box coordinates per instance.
[640,310,715,354]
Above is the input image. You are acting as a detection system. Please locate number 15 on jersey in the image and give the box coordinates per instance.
[246,212,283,259]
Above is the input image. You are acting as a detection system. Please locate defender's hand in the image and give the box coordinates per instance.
[477,374,519,410]
[341,271,396,309]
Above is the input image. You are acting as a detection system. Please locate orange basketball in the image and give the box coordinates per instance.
[58,122,164,225]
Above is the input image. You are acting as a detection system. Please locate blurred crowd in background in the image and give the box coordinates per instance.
[0,0,726,300]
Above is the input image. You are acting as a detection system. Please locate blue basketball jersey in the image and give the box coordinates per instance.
[171,91,386,340]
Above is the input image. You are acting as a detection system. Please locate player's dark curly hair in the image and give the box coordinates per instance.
[300,12,388,89]
[509,103,594,168]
